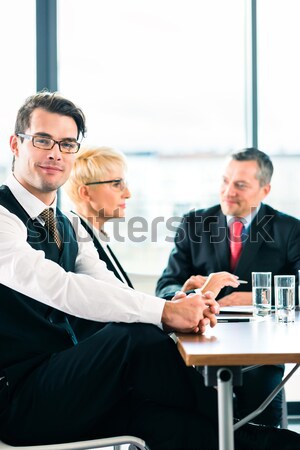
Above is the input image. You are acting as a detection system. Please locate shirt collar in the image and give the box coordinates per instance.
[226,204,261,230]
[4,173,58,219]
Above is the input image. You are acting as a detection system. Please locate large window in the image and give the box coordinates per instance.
[58,0,247,274]
[256,0,300,219]
[257,0,300,155]
[58,0,246,153]
[0,0,36,180]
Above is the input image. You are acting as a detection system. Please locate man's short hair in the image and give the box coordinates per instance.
[231,147,273,186]
[14,91,86,140]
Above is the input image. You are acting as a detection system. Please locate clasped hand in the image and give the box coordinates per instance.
[161,290,220,335]
[162,271,241,334]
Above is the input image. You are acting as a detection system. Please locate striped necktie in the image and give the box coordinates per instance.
[40,208,62,249]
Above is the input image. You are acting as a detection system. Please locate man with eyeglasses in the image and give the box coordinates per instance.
[0,91,299,450]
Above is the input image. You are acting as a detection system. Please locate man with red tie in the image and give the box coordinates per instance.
[156,147,300,427]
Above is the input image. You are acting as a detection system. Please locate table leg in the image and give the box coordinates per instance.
[234,363,300,430]
[217,368,234,450]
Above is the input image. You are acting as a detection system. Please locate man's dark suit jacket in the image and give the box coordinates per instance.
[156,203,300,302]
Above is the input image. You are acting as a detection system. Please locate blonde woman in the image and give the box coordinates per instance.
[65,146,133,287]
[65,146,242,301]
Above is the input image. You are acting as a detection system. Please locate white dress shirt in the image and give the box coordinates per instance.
[226,204,261,231]
[0,174,165,327]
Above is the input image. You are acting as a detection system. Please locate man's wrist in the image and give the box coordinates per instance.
[161,301,174,332]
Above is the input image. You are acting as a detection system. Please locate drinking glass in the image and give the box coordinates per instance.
[252,272,272,316]
[275,275,295,323]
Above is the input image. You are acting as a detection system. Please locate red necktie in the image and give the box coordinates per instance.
[230,220,244,272]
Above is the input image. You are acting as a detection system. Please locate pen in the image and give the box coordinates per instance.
[218,318,250,322]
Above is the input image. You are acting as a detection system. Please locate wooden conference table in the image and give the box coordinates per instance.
[176,310,300,450]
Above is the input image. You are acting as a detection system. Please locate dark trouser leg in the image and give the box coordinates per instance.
[233,365,284,426]
[128,402,219,450]
[1,323,218,449]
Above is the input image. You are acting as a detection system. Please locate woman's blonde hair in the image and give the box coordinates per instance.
[65,146,127,204]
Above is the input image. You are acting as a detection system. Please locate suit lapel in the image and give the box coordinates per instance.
[211,210,231,272]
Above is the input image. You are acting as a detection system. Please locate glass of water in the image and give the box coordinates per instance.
[275,275,295,323]
[252,272,272,316]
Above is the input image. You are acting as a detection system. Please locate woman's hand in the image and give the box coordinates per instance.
[200,271,240,298]
[182,275,207,292]
[218,291,252,306]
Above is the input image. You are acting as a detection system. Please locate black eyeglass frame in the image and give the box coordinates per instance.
[85,178,127,191]
[85,178,123,186]
[17,133,81,154]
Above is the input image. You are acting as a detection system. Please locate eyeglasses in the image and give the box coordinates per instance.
[17,133,81,154]
[85,178,128,191]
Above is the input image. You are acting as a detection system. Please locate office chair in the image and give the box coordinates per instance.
[0,435,149,450]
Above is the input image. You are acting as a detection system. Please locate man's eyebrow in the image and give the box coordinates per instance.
[60,137,78,142]
[234,179,250,184]
[222,175,250,184]
[33,132,77,141]
[33,132,51,137]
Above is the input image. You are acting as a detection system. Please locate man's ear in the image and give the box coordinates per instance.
[262,183,271,199]
[10,135,19,156]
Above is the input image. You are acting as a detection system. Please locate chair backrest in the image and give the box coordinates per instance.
[0,435,149,450]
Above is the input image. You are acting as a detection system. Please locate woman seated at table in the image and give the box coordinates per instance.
[65,145,240,303]
[64,146,134,287]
